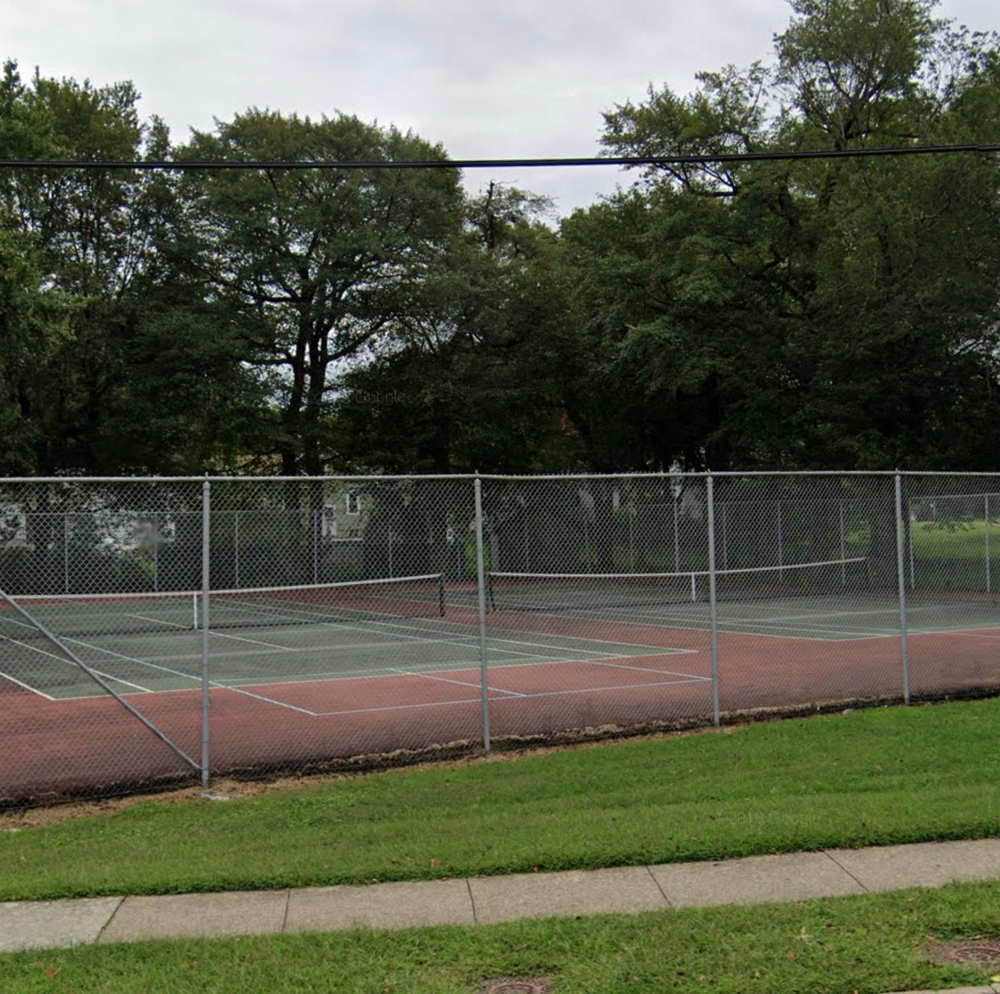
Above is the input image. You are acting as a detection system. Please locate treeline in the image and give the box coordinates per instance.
[2,0,1000,477]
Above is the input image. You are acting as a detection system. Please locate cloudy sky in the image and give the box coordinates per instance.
[5,0,999,215]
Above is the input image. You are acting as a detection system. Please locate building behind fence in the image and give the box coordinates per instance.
[1,472,998,805]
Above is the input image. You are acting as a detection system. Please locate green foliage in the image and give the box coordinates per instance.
[332,183,582,472]
[575,0,1000,471]
[0,61,262,473]
[177,111,465,475]
[3,0,1000,475]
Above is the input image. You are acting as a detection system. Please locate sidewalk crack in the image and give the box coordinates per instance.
[823,850,870,892]
[466,879,479,924]
[281,889,291,933]
[644,865,672,907]
[95,896,127,944]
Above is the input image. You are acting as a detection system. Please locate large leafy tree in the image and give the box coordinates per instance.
[178,112,465,476]
[0,61,261,473]
[568,0,1000,472]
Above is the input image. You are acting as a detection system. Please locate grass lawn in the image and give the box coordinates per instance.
[4,881,1000,993]
[3,697,1000,902]
[911,518,998,559]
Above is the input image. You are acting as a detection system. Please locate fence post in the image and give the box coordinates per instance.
[673,499,680,572]
[894,474,911,705]
[986,494,992,594]
[706,475,721,728]
[201,479,212,788]
[720,502,728,570]
[777,499,783,581]
[908,509,915,591]
[839,500,846,585]
[313,508,320,584]
[474,475,491,754]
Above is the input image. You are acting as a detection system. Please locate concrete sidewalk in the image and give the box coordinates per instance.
[2,837,1000,953]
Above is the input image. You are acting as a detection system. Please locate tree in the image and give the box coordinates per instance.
[0,61,262,474]
[331,183,581,473]
[571,0,1000,472]
[177,111,465,476]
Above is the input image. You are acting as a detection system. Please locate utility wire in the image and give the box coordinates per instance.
[0,143,998,171]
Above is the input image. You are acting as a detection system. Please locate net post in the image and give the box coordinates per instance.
[706,475,721,728]
[201,479,211,789]
[474,475,491,754]
[894,473,911,705]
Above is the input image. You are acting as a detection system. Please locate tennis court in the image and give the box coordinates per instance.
[3,471,1000,805]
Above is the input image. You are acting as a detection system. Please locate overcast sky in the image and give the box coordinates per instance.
[5,0,999,215]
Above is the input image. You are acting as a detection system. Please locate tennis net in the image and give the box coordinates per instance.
[0,574,446,641]
[487,558,871,613]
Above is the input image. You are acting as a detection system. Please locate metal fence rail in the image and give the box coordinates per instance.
[2,471,998,805]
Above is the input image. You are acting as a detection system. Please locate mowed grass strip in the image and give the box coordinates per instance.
[5,882,1000,994]
[4,698,1000,901]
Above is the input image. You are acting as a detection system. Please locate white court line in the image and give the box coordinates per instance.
[387,667,527,698]
[56,636,204,689]
[717,602,986,627]
[552,656,712,680]
[312,608,680,653]
[208,649,633,690]
[215,684,318,715]
[0,636,155,695]
[87,609,696,662]
[499,609,896,643]
[471,630,696,658]
[126,613,188,630]
[149,634,635,668]
[917,628,1000,640]
[209,631,293,650]
[0,669,57,699]
[405,615,693,654]
[308,675,708,717]
[214,648,709,699]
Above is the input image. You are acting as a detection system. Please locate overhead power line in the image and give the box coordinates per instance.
[0,143,998,171]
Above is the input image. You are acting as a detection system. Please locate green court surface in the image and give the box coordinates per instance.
[484,592,1000,642]
[3,585,998,704]
[0,615,697,701]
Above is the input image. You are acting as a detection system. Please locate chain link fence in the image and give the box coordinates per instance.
[2,472,998,806]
